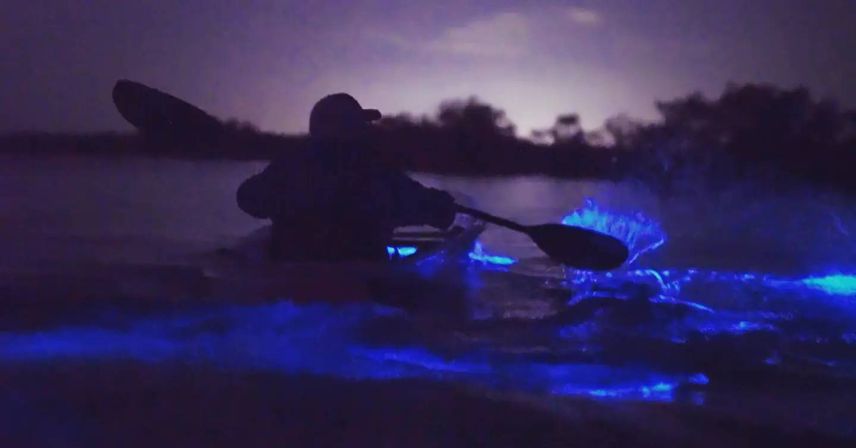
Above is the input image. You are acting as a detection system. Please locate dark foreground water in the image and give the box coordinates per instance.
[1,154,855,446]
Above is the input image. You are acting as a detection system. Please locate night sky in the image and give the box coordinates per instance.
[2,0,855,136]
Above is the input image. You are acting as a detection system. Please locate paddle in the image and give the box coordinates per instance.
[456,205,628,271]
[112,79,225,137]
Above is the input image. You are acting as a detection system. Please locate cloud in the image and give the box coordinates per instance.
[376,8,602,59]
[565,7,602,26]
[425,12,530,58]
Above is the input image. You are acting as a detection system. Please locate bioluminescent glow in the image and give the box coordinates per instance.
[558,202,855,301]
[532,364,693,402]
[2,197,852,409]
[558,261,856,360]
[387,245,418,258]
[552,199,856,379]
[350,347,492,378]
[765,353,783,365]
[689,373,710,385]
[558,321,600,340]
[567,266,856,305]
[468,241,517,266]
[0,302,710,403]
[801,274,856,296]
[571,382,675,400]
[561,198,666,265]
[697,320,777,336]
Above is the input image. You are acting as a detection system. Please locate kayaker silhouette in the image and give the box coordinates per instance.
[236,93,457,261]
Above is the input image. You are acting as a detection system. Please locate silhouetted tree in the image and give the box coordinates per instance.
[224,119,260,134]
[551,114,583,143]
[604,114,643,149]
[617,83,856,192]
[436,97,516,137]
[5,82,855,192]
[531,113,584,145]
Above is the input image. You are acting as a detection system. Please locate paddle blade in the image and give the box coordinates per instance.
[112,79,223,137]
[528,224,629,270]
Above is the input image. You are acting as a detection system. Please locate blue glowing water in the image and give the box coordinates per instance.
[801,274,856,296]
[561,198,666,265]
[387,245,418,258]
[0,302,705,402]
[468,241,517,266]
[3,202,855,406]
[563,265,856,347]
[462,198,668,269]
[3,166,855,411]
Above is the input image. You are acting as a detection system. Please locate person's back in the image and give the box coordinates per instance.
[236,93,455,261]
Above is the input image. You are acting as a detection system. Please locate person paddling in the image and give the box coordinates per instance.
[236,93,457,261]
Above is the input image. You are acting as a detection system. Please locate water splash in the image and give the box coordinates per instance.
[558,261,856,360]
[387,245,418,258]
[468,241,517,266]
[801,274,856,296]
[557,200,855,301]
[561,198,666,265]
[569,267,856,308]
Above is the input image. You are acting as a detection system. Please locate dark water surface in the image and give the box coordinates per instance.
[1,154,855,446]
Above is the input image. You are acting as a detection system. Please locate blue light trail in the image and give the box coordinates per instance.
[0,302,707,403]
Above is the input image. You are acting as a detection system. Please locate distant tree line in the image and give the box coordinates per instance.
[373,83,856,193]
[609,83,856,194]
[2,82,855,194]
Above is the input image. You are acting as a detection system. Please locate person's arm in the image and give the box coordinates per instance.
[387,172,457,229]
[236,157,315,220]
[236,170,275,219]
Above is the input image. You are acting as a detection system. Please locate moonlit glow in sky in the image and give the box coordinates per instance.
[2,0,855,136]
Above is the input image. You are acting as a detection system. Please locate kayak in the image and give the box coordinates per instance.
[0,209,485,326]
[196,210,486,303]
[216,214,484,266]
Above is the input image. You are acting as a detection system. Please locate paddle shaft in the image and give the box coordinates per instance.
[455,205,529,233]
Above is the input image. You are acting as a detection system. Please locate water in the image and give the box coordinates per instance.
[1,154,855,442]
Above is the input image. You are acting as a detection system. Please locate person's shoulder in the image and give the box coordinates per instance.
[265,150,313,173]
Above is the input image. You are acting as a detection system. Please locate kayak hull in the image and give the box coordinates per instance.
[196,216,483,300]
[0,215,485,327]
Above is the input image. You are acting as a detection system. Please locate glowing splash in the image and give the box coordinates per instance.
[569,265,856,306]
[561,198,666,265]
[387,245,418,258]
[558,200,855,301]
[801,274,856,296]
[468,241,517,266]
